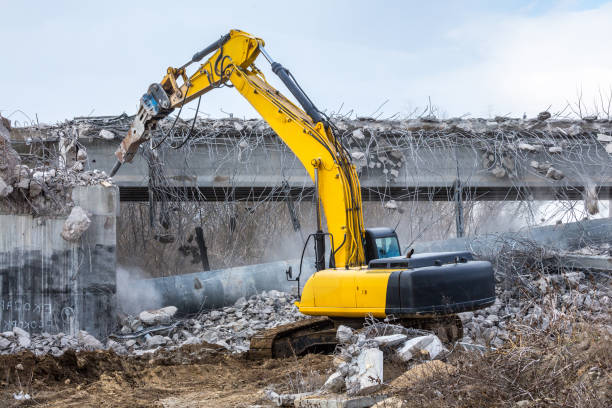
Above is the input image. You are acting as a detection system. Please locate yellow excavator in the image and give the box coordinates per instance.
[110,30,495,358]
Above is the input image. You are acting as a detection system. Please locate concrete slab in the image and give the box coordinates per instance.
[294,394,387,408]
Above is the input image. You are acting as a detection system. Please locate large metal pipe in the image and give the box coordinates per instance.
[411,217,612,256]
[120,259,316,315]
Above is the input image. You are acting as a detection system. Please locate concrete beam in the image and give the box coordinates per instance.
[10,116,612,202]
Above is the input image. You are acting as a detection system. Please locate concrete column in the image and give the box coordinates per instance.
[0,185,118,338]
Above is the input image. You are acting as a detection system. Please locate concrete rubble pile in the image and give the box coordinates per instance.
[0,290,302,356]
[263,323,448,407]
[324,325,446,396]
[109,289,306,355]
[0,327,103,356]
[0,114,114,214]
[458,264,611,349]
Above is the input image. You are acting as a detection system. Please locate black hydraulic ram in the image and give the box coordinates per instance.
[181,33,231,69]
[258,47,327,127]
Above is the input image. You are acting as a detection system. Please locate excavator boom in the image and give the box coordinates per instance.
[113,29,365,269]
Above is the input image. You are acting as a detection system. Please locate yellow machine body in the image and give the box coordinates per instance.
[297,266,390,318]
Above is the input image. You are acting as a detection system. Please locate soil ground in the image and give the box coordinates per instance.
[0,344,334,407]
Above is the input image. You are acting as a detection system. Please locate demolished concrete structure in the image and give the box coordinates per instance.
[9,114,612,201]
[0,115,119,339]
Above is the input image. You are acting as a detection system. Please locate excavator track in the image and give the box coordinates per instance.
[247,317,336,360]
[247,315,463,360]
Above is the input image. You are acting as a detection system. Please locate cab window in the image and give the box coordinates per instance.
[375,236,400,258]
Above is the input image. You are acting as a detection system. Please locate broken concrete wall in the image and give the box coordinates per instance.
[0,185,118,339]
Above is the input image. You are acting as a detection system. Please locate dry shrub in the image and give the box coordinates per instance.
[395,317,611,407]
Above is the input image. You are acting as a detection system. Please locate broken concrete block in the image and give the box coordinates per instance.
[146,335,167,347]
[16,177,29,189]
[346,348,383,396]
[596,133,612,142]
[518,142,536,152]
[389,169,399,178]
[99,129,115,140]
[61,206,91,242]
[529,160,539,169]
[389,150,403,161]
[491,166,506,178]
[322,371,345,393]
[336,325,354,344]
[0,119,21,182]
[76,149,87,161]
[13,326,31,348]
[352,129,365,141]
[351,151,365,161]
[384,200,398,210]
[28,180,43,197]
[78,330,104,350]
[606,143,612,154]
[264,389,316,407]
[13,326,29,339]
[0,177,13,197]
[537,111,551,121]
[0,337,11,349]
[548,146,562,153]
[396,335,446,361]
[545,167,564,180]
[139,306,178,325]
[294,394,387,408]
[372,334,407,348]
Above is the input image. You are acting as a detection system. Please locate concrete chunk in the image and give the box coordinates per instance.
[346,348,383,396]
[396,335,446,361]
[13,326,30,339]
[139,306,178,325]
[78,331,104,350]
[322,372,345,393]
[546,166,564,180]
[352,129,365,140]
[61,206,91,242]
[294,394,387,408]
[351,151,365,161]
[336,325,354,344]
[0,177,13,198]
[518,142,536,152]
[99,129,115,140]
[372,334,407,347]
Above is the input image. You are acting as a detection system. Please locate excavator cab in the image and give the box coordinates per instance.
[364,227,401,262]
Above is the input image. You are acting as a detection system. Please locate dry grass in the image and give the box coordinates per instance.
[394,316,611,407]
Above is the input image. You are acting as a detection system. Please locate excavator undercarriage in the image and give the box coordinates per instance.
[248,315,464,360]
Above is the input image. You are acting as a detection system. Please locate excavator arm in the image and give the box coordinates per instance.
[112,29,366,268]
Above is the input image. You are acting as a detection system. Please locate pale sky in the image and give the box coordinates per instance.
[1,0,611,125]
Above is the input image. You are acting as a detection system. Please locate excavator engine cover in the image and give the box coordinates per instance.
[380,252,495,315]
